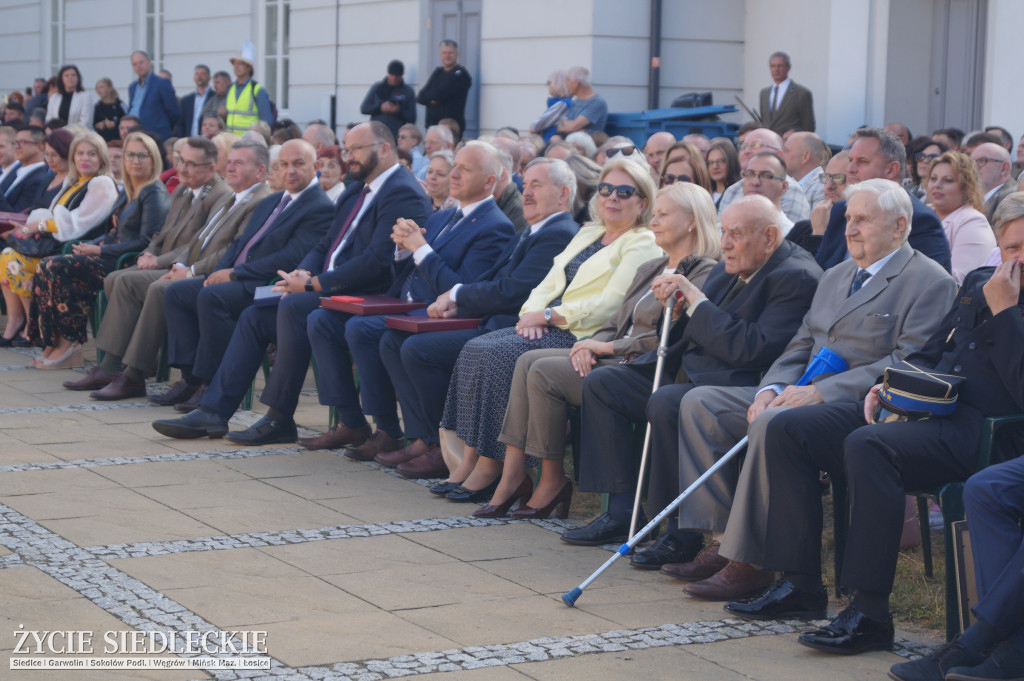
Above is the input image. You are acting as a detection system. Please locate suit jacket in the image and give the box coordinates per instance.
[94,181,171,269]
[385,199,515,301]
[146,176,229,266]
[298,165,432,295]
[186,182,272,275]
[217,183,334,291]
[984,178,1017,225]
[759,80,815,134]
[815,192,952,273]
[0,161,21,195]
[128,74,180,142]
[761,243,957,401]
[0,164,53,213]
[177,90,211,137]
[455,210,578,331]
[629,239,823,386]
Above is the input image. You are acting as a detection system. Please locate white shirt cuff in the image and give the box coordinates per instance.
[450,283,461,302]
[412,244,434,265]
[756,384,785,398]
[685,296,706,317]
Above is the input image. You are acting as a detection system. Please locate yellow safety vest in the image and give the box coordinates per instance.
[226,80,263,136]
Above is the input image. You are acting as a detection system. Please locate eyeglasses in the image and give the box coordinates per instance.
[915,152,940,163]
[605,145,636,158]
[181,160,213,170]
[707,158,728,167]
[13,139,37,148]
[738,142,779,153]
[597,182,639,199]
[125,151,152,161]
[660,173,692,186]
[974,157,1003,169]
[341,142,381,159]
[821,172,847,185]
[740,169,783,182]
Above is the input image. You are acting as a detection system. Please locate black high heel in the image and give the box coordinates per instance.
[445,477,500,503]
[0,319,26,347]
[429,480,465,496]
[509,476,574,519]
[472,477,533,518]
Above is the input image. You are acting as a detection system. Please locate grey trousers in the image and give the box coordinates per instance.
[96,267,176,376]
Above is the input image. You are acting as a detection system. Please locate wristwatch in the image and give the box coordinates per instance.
[305,277,315,292]
[544,308,552,324]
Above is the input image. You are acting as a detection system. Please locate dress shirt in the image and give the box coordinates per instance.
[129,76,149,116]
[770,78,791,111]
[3,161,44,194]
[190,88,210,136]
[180,182,263,272]
[327,163,402,270]
[410,195,493,265]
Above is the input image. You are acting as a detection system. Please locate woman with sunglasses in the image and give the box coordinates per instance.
[435,158,663,506]
[905,136,947,198]
[27,131,169,368]
[659,152,712,194]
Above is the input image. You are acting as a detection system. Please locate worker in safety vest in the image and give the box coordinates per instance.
[226,42,274,136]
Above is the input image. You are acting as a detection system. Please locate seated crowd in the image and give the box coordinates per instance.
[2,51,1023,680]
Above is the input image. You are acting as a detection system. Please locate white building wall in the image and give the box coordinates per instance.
[982,0,1024,134]
[0,2,44,95]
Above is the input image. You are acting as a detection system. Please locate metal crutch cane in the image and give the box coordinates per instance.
[627,289,683,540]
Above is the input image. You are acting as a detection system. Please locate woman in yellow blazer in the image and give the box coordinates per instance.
[437,158,663,504]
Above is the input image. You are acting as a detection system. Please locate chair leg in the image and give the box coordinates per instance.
[939,483,966,642]
[831,479,849,597]
[917,495,933,577]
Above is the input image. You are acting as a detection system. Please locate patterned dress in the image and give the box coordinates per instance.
[440,240,606,465]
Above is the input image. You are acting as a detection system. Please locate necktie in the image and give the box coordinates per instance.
[234,193,291,267]
[720,278,747,307]
[849,269,870,296]
[434,209,464,244]
[323,186,371,272]
[191,195,237,259]
[770,84,778,113]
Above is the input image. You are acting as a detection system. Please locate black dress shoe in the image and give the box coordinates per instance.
[429,480,465,496]
[445,477,500,503]
[888,636,982,681]
[630,532,704,569]
[224,416,297,446]
[11,337,32,348]
[724,578,827,621]
[561,513,632,546]
[152,408,229,439]
[798,606,894,655]
[946,640,1024,681]
[149,379,199,406]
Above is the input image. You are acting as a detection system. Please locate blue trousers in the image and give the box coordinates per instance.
[162,278,254,381]
[306,307,364,429]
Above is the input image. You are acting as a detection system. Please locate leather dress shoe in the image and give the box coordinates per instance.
[661,540,728,581]
[63,365,117,391]
[376,438,431,468]
[343,430,402,460]
[298,423,371,451]
[152,408,228,439]
[396,445,447,479]
[224,416,297,446]
[90,372,146,401]
[946,640,1024,681]
[149,379,199,406]
[560,513,631,546]
[429,480,465,496]
[508,475,573,520]
[445,477,500,503]
[11,337,32,348]
[630,532,704,570]
[888,636,982,681]
[683,561,775,600]
[724,577,827,620]
[174,385,206,413]
[472,477,533,518]
[798,606,894,655]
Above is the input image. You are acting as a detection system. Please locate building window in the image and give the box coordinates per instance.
[264,0,289,109]
[145,0,164,68]
[50,0,65,73]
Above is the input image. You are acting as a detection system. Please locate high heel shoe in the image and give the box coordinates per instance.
[509,475,574,519]
[445,477,500,503]
[0,319,26,347]
[429,480,465,496]
[34,343,83,370]
[472,477,534,518]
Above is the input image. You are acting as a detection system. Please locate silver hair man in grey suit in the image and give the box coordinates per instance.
[661,178,956,601]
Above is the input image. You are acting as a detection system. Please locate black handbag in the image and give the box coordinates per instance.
[4,231,62,258]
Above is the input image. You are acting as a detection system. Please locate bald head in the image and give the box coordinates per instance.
[783,131,827,180]
[720,195,784,278]
[278,139,317,192]
[643,131,676,171]
[739,128,784,168]
[884,123,910,146]
[970,142,1012,192]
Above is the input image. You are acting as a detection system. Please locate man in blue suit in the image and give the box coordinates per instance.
[301,141,515,460]
[0,126,52,213]
[177,65,212,138]
[150,139,333,439]
[127,51,180,142]
[152,122,432,442]
[371,158,578,478]
[812,127,952,272]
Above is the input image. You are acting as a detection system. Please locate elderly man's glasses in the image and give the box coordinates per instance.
[597,182,638,199]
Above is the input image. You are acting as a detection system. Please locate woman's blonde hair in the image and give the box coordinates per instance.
[121,131,164,199]
[928,150,984,213]
[67,130,112,184]
[587,157,656,228]
[656,183,723,260]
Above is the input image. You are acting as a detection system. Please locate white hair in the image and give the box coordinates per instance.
[844,178,913,243]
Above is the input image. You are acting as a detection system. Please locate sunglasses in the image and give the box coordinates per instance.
[597,182,639,199]
[915,152,940,163]
[660,173,692,186]
[606,145,637,158]
[821,172,847,185]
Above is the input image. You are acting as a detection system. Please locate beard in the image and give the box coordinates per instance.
[347,150,379,182]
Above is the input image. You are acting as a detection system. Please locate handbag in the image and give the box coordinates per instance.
[4,231,63,258]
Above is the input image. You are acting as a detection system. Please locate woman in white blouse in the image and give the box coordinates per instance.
[45,64,93,128]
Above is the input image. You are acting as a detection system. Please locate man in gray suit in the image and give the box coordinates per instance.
[758,52,815,135]
[67,139,271,399]
[663,179,956,600]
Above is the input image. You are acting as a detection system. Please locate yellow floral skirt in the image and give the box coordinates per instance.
[0,248,42,298]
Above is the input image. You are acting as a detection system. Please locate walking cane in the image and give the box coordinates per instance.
[627,289,683,540]
[562,346,848,607]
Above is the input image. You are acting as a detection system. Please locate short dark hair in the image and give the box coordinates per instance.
[195,64,210,75]
[440,39,458,48]
[933,127,965,147]
[20,125,46,144]
[121,114,142,125]
[185,135,218,164]
[854,126,907,179]
[751,149,787,176]
[213,70,230,80]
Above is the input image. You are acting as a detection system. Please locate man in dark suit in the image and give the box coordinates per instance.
[127,51,180,142]
[561,195,822,556]
[149,139,332,439]
[665,179,955,605]
[729,200,1024,658]
[151,122,432,442]
[813,127,952,272]
[372,157,579,479]
[177,65,213,138]
[758,52,814,135]
[971,142,1016,225]
[300,141,514,459]
[0,126,52,213]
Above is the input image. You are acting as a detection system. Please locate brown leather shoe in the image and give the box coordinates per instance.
[660,540,728,581]
[395,445,446,479]
[63,365,117,391]
[297,423,371,451]
[90,372,147,401]
[344,430,403,461]
[174,385,206,413]
[375,438,430,468]
[149,379,199,406]
[682,561,775,601]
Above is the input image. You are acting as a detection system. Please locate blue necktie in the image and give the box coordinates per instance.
[849,269,870,296]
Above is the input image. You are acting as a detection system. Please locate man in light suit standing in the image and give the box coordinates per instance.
[663,179,956,601]
[758,52,815,136]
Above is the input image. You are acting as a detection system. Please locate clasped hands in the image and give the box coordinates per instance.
[272,269,315,297]
[391,217,427,252]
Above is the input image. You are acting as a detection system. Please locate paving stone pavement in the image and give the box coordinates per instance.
[0,345,941,680]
